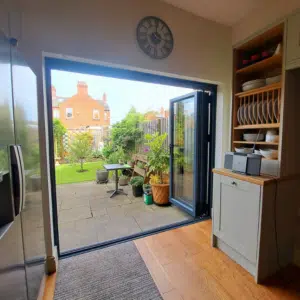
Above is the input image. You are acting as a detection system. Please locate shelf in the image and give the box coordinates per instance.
[233,141,279,145]
[234,123,280,130]
[235,82,281,97]
[236,54,282,75]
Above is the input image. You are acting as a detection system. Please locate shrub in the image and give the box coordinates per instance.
[92,149,103,159]
[129,176,144,187]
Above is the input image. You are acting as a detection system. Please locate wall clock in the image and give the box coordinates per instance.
[136,16,174,59]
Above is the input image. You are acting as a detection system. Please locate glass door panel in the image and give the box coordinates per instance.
[172,97,195,206]
[170,91,211,217]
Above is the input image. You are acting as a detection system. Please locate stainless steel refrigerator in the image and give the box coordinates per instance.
[0,31,46,299]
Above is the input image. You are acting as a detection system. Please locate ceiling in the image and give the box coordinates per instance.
[161,0,263,26]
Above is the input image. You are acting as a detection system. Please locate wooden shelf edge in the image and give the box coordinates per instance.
[236,54,282,75]
[235,82,282,97]
[234,123,280,130]
[212,168,277,186]
[233,141,279,145]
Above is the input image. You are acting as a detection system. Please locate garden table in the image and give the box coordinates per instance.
[104,164,132,198]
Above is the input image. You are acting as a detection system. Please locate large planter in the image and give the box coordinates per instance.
[96,170,109,184]
[119,177,129,186]
[152,183,169,205]
[132,185,143,197]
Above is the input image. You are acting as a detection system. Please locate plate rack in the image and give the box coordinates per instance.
[232,24,284,159]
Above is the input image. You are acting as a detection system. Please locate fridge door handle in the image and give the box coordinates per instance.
[9,145,24,215]
[17,145,26,210]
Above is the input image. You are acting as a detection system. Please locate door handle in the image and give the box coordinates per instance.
[9,145,25,215]
[231,181,237,186]
[17,145,25,210]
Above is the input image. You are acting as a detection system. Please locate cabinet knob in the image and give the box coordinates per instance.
[231,181,237,186]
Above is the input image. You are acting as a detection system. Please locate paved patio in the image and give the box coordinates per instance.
[56,181,193,252]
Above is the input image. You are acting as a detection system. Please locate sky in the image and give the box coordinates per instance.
[51,70,194,124]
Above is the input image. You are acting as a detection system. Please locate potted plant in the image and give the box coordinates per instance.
[145,132,170,205]
[129,176,144,197]
[96,166,109,184]
[119,174,129,186]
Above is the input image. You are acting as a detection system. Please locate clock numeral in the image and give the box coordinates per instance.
[164,32,172,39]
[138,32,147,40]
[153,48,158,58]
[145,44,152,54]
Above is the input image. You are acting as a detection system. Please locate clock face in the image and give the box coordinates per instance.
[137,16,174,59]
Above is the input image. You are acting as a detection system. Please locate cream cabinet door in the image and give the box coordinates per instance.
[213,174,261,264]
[287,12,300,67]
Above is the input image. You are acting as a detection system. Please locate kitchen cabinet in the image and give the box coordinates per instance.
[212,169,278,283]
[286,12,300,69]
[213,175,260,264]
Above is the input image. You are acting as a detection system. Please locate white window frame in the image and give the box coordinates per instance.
[66,108,73,119]
[93,109,100,120]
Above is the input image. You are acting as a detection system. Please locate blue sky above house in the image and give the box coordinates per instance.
[51,70,194,124]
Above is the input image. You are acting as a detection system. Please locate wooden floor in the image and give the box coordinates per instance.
[134,220,300,300]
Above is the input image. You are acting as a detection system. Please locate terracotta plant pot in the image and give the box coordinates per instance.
[152,183,169,205]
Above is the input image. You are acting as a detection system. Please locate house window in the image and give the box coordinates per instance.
[93,109,100,120]
[66,108,73,119]
[104,112,107,121]
[53,110,60,119]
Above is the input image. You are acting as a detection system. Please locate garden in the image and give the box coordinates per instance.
[54,107,174,205]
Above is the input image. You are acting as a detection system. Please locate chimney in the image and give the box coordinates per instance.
[103,92,107,103]
[160,107,165,116]
[51,85,56,98]
[77,81,88,95]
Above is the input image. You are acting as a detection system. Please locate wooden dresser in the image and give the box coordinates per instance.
[212,14,300,282]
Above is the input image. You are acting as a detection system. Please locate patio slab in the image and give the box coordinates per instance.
[56,181,193,252]
[59,206,92,223]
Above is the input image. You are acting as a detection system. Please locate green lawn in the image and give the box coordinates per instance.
[55,160,105,185]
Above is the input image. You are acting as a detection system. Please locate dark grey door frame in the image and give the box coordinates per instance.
[44,57,217,257]
[169,91,213,217]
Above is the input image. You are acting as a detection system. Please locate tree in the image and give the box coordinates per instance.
[68,132,93,172]
[53,119,67,158]
[110,107,144,156]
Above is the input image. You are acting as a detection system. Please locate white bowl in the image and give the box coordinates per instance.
[254,150,262,155]
[235,147,253,154]
[266,75,281,85]
[266,135,279,143]
[243,133,265,141]
[242,79,266,92]
[260,149,278,159]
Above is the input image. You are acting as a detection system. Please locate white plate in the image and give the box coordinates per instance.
[273,98,280,122]
[244,104,249,125]
[248,103,253,124]
[262,101,269,123]
[253,102,257,123]
[239,105,244,125]
[258,102,264,123]
[268,99,273,122]
[237,107,241,125]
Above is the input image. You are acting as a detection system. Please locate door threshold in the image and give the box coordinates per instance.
[59,216,210,259]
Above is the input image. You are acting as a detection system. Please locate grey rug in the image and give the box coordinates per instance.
[54,242,162,300]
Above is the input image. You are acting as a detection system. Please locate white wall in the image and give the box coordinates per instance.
[232,0,300,44]
[1,0,232,259]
